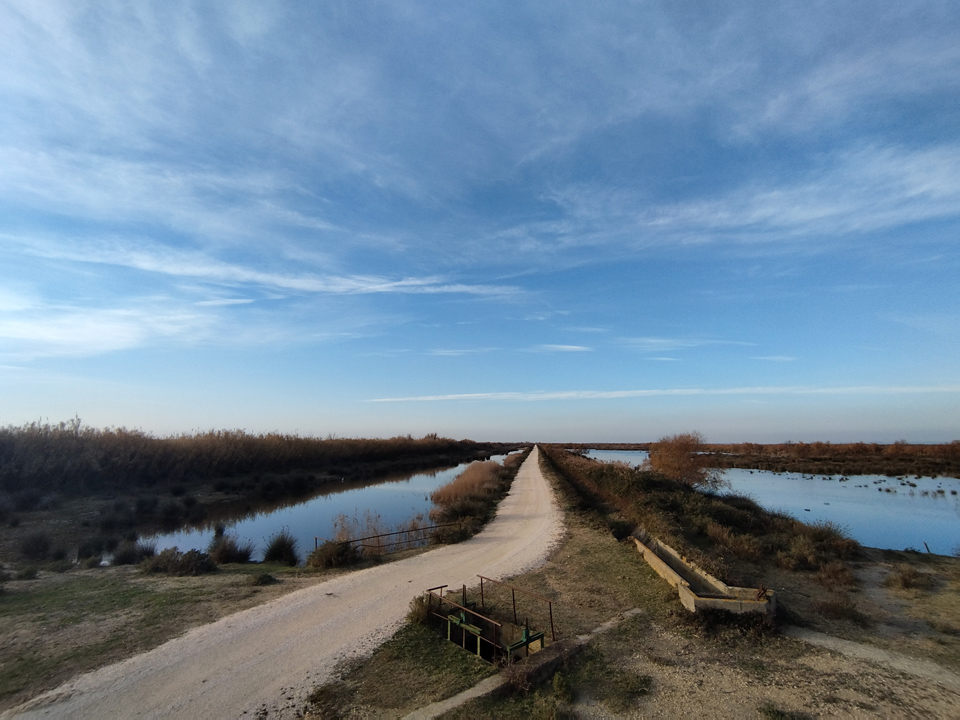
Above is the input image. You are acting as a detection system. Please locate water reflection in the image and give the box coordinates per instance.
[146,455,505,562]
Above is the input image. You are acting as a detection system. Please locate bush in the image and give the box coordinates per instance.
[112,540,156,566]
[607,518,634,540]
[817,561,857,589]
[208,534,254,564]
[263,529,299,566]
[814,594,870,626]
[140,547,216,576]
[647,432,724,489]
[406,594,431,625]
[883,565,937,591]
[251,572,277,586]
[430,520,473,545]
[19,532,51,561]
[306,540,358,569]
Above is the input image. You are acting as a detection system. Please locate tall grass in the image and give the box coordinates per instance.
[207,534,254,564]
[263,529,299,566]
[540,445,860,580]
[428,453,528,542]
[306,511,434,568]
[430,461,500,506]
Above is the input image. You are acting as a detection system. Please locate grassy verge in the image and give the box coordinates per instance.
[307,623,497,719]
[0,562,327,711]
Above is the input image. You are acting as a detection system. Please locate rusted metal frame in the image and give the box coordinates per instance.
[428,589,503,659]
[476,575,553,604]
[476,574,557,641]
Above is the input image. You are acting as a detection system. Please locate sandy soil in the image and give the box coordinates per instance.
[6,447,562,720]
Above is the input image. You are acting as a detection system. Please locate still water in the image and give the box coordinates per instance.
[146,456,506,562]
[585,450,960,555]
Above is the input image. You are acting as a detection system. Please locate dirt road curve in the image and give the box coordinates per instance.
[9,446,561,720]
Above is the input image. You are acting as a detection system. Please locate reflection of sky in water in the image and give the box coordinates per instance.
[146,456,505,561]
[584,449,650,465]
[588,450,959,555]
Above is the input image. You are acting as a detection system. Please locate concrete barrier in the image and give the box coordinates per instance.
[632,537,775,617]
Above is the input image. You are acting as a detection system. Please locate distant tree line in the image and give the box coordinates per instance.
[565,439,960,477]
[704,440,960,477]
[0,418,508,498]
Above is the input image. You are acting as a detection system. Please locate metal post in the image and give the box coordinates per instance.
[548,601,555,641]
[512,588,517,625]
[480,577,484,608]
[462,584,466,607]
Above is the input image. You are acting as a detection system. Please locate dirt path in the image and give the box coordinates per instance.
[7,447,562,720]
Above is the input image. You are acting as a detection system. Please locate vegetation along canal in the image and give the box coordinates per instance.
[586,449,960,555]
[145,456,507,562]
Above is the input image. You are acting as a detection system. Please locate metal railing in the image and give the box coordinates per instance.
[313,521,463,554]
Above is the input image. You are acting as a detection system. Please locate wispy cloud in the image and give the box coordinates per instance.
[644,145,960,240]
[621,337,752,352]
[884,313,959,336]
[195,298,255,307]
[427,348,497,357]
[368,385,960,403]
[752,356,795,362]
[528,344,593,353]
[0,301,211,360]
[7,234,522,298]
[532,143,960,258]
[565,326,608,334]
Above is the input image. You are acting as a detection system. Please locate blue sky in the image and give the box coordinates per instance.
[1,1,959,442]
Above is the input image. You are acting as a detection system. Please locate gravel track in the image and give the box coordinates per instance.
[9,446,562,719]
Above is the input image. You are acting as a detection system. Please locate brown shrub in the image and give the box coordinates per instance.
[816,561,857,589]
[883,565,937,591]
[814,594,869,625]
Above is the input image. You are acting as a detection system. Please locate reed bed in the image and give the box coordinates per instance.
[705,440,960,477]
[307,511,434,567]
[0,418,504,497]
[428,453,528,542]
[430,461,500,507]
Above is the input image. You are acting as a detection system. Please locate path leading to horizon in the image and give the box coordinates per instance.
[9,446,562,719]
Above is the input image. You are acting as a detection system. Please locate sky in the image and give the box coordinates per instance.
[1,1,959,443]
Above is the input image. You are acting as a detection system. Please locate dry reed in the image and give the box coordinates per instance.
[430,461,500,506]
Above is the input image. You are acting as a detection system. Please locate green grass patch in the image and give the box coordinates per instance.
[307,622,497,717]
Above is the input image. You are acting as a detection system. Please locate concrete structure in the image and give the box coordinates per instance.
[632,536,776,617]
